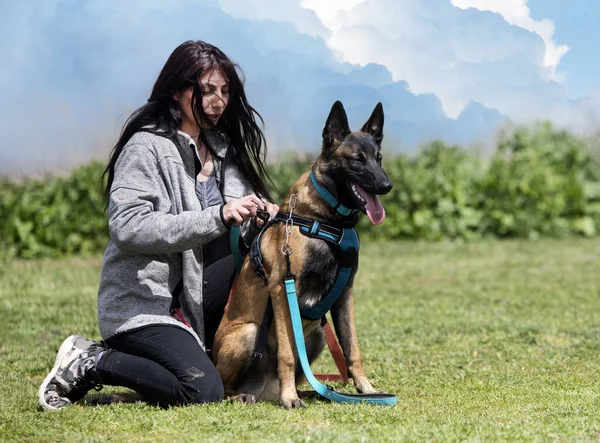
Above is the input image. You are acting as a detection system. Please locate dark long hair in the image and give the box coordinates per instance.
[103,40,271,201]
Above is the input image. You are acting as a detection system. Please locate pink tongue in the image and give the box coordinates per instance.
[356,186,386,225]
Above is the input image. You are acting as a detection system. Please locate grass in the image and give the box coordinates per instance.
[0,238,599,442]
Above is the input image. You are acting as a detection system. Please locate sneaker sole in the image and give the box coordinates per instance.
[38,334,80,411]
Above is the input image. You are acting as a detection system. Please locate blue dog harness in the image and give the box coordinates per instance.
[249,211,359,320]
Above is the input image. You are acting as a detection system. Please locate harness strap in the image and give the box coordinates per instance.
[318,317,349,383]
[249,219,275,286]
[253,297,273,359]
[273,212,343,239]
[300,267,354,320]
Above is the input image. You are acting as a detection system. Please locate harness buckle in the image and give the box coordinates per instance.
[310,220,320,235]
[256,209,270,224]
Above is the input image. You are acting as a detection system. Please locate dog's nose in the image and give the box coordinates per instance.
[380,179,393,194]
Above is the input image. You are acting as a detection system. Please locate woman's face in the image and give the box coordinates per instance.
[176,68,230,129]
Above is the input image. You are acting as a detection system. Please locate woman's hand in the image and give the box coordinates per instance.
[222,194,265,227]
[255,201,280,228]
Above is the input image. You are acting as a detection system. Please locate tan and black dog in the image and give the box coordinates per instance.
[212,100,393,409]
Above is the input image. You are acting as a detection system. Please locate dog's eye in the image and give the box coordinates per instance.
[353,153,366,164]
[376,154,382,165]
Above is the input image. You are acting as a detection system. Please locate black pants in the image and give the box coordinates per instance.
[95,256,235,406]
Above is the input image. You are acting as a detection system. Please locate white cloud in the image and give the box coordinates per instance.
[450,0,569,75]
[218,0,329,38]
[299,0,367,29]
[300,0,578,122]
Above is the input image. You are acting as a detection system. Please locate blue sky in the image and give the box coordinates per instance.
[529,0,599,99]
[0,0,598,176]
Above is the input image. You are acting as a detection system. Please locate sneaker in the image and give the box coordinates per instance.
[38,335,106,410]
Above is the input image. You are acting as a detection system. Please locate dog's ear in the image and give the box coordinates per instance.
[322,101,350,151]
[360,102,384,145]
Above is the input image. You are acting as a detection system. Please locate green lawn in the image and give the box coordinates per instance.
[1,239,599,442]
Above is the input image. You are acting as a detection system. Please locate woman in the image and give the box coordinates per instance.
[38,40,279,409]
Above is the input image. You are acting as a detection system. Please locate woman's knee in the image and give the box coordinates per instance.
[180,368,224,404]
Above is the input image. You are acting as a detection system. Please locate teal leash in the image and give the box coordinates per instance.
[229,225,244,273]
[284,276,397,406]
[279,194,397,406]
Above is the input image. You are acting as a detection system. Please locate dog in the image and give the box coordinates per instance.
[212,100,393,409]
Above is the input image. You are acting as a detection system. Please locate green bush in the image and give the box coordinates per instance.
[477,123,599,238]
[359,141,484,241]
[1,122,599,258]
[0,162,108,258]
[266,155,313,204]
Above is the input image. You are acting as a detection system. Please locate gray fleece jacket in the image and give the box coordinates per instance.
[97,129,258,348]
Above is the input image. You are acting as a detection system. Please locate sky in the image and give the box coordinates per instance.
[0,0,598,176]
[528,0,600,100]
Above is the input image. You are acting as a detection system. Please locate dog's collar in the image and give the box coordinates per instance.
[309,170,357,217]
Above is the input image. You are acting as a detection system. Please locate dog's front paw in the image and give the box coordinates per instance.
[279,395,306,409]
[355,380,376,394]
